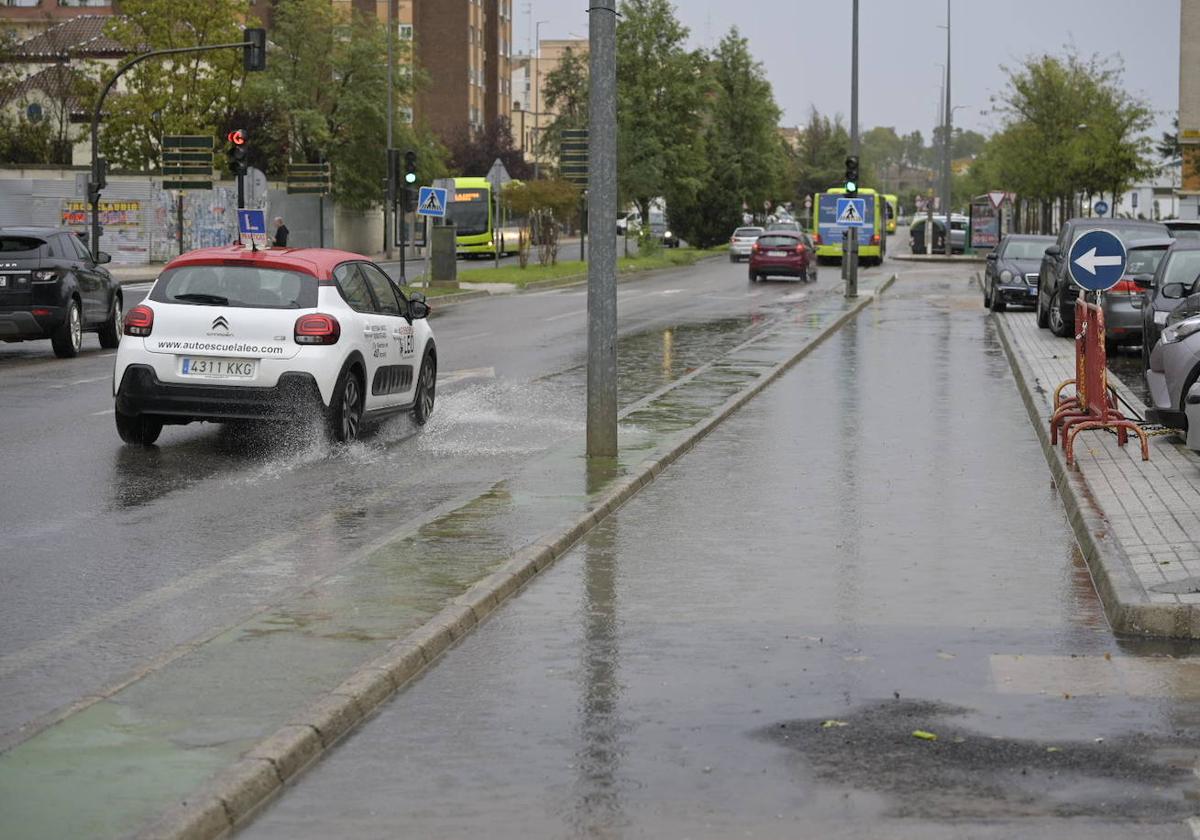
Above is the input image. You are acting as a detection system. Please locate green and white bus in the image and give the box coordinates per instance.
[445,177,522,258]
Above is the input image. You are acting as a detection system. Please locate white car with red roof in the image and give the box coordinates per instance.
[113,245,436,445]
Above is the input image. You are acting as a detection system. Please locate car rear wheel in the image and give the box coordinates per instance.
[51,299,82,358]
[989,285,1006,313]
[115,410,163,445]
[1036,284,1050,328]
[98,293,122,349]
[748,267,757,282]
[983,279,992,308]
[326,364,364,443]
[412,351,437,427]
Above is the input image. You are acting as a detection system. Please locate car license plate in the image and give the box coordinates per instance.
[768,250,787,257]
[1028,287,1037,295]
[180,357,256,379]
[0,277,7,288]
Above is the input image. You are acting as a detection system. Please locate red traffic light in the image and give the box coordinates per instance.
[227,129,246,146]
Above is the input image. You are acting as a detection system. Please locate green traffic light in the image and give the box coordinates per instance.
[845,181,856,192]
[404,173,417,184]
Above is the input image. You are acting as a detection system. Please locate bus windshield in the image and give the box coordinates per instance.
[447,190,490,236]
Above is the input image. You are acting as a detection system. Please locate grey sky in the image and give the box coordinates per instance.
[516,0,1179,141]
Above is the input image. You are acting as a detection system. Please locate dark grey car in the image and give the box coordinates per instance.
[0,227,121,358]
[1138,241,1200,372]
[1035,217,1169,338]
[983,234,1054,311]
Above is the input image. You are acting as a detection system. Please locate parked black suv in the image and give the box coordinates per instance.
[0,227,122,358]
[1035,217,1168,338]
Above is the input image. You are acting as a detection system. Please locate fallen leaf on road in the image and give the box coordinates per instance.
[913,730,938,741]
[821,720,848,729]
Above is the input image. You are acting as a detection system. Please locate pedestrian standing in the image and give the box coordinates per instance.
[273,216,289,248]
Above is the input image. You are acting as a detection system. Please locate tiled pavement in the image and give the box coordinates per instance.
[997,310,1200,633]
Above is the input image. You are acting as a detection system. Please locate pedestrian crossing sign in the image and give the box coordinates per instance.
[836,197,866,227]
[417,186,448,218]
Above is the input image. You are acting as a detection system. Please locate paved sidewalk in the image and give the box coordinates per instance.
[996,311,1200,636]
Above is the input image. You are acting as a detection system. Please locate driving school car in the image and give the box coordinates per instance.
[113,246,435,445]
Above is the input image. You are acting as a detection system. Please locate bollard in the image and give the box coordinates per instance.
[429,222,458,289]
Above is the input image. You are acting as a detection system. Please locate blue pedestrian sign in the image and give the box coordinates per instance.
[836,197,866,227]
[1093,200,1109,216]
[237,208,268,249]
[416,186,448,218]
[1068,229,1127,292]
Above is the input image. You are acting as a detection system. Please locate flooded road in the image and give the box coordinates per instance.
[0,258,875,750]
[241,264,1200,839]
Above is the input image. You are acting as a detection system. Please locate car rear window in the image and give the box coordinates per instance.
[150,264,318,309]
[758,235,799,248]
[1126,247,1168,276]
[0,236,46,256]
[1003,239,1053,260]
[734,227,763,237]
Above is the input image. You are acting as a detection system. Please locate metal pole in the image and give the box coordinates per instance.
[494,185,501,269]
[237,173,245,210]
[399,204,407,283]
[580,193,586,262]
[88,40,247,261]
[385,0,394,259]
[942,0,953,256]
[318,194,325,248]
[176,191,184,255]
[586,0,617,457]
[846,0,859,298]
[533,20,548,179]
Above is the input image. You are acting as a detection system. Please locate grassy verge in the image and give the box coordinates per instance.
[398,284,480,298]
[449,247,720,288]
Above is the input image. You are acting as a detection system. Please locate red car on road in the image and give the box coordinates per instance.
[748,231,817,283]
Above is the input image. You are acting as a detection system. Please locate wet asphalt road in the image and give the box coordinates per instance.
[242,264,1200,839]
[0,254,874,748]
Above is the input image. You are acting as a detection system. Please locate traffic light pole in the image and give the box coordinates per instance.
[237,173,245,210]
[87,40,254,261]
[846,0,859,299]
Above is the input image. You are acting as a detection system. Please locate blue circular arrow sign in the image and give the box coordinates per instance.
[1093,200,1109,216]
[1068,229,1127,292]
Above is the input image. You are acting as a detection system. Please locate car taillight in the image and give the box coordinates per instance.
[124,304,153,337]
[752,243,760,253]
[1109,279,1139,295]
[794,243,806,254]
[814,234,822,245]
[294,313,340,345]
[730,236,736,243]
[871,233,880,245]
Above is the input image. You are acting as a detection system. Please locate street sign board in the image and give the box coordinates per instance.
[1068,229,1127,292]
[1093,200,1109,216]
[286,162,331,195]
[836,197,866,227]
[559,127,589,186]
[486,158,511,188]
[417,186,448,217]
[161,134,214,191]
[237,208,268,249]
[987,191,1006,209]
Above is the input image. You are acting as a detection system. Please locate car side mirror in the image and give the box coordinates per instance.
[408,292,430,320]
[1044,245,1061,258]
[1132,273,1154,290]
[1162,282,1189,300]
[985,252,998,261]
[96,251,112,264]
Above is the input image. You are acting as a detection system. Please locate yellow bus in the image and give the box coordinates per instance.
[812,187,886,265]
[445,176,521,257]
[883,194,898,235]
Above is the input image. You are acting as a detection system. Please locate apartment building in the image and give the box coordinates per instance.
[511,37,586,163]
[0,0,117,41]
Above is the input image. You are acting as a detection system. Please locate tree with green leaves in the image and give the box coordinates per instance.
[538,45,588,169]
[788,108,852,204]
[985,51,1152,229]
[100,0,251,170]
[616,0,707,229]
[504,178,581,266]
[667,27,786,247]
[238,0,444,210]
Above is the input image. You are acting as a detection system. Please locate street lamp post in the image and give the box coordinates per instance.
[532,19,549,179]
[385,0,395,260]
[940,0,952,257]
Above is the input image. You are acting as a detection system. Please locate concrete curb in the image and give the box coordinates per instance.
[992,314,1200,638]
[137,273,896,840]
[892,253,986,263]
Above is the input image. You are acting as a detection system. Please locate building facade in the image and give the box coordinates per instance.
[0,0,117,41]
[510,38,586,164]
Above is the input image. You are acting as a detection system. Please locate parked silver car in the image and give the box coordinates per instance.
[1146,289,1200,449]
[1100,237,1172,351]
[728,226,764,262]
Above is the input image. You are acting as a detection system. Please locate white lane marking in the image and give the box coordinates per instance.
[99,353,116,358]
[439,366,496,384]
[454,331,493,342]
[657,289,685,295]
[91,408,114,416]
[50,375,109,389]
[545,308,586,322]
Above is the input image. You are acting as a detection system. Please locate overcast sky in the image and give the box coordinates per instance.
[515,0,1179,141]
